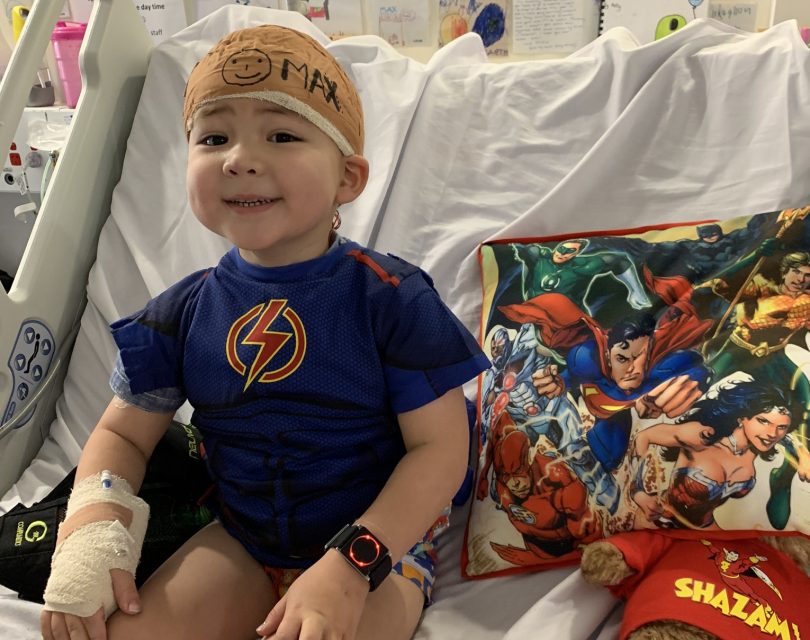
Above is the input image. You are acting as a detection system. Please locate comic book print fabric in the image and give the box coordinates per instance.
[464,206,810,578]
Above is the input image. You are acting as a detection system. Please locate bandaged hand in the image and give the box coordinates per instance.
[43,471,149,619]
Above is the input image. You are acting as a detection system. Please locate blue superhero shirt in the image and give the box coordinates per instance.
[110,240,489,567]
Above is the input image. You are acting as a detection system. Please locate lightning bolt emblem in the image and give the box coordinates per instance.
[243,300,291,390]
[226,300,306,390]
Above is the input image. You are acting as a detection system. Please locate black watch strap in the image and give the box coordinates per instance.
[325,524,392,591]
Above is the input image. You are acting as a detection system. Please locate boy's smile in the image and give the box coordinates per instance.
[223,193,281,214]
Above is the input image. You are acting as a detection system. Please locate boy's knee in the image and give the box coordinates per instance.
[106,608,161,640]
[106,612,142,640]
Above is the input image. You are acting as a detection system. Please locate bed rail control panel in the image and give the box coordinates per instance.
[0,106,73,194]
[2,319,54,428]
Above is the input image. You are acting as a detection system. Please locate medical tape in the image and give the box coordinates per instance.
[43,472,150,619]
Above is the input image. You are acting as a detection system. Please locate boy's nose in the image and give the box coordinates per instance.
[223,146,263,176]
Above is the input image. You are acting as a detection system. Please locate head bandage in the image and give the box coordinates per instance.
[43,473,149,619]
[183,25,364,156]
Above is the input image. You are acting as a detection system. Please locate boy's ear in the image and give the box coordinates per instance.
[336,155,369,205]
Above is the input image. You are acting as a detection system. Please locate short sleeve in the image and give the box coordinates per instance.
[109,269,209,398]
[378,269,490,414]
[109,353,185,413]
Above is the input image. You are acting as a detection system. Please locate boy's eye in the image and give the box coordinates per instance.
[200,134,227,146]
[270,132,299,143]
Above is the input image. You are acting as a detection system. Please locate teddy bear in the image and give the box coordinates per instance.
[580,529,810,640]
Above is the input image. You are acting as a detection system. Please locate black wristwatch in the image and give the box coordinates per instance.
[324,524,392,591]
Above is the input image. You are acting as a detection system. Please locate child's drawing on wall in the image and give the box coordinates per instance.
[438,0,508,56]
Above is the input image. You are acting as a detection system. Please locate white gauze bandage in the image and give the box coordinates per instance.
[43,472,150,619]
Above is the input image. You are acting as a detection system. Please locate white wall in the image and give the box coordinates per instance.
[63,1,796,59]
[0,0,796,280]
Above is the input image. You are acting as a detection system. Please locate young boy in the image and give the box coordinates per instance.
[40,25,489,640]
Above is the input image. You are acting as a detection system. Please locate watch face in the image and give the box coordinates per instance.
[348,534,381,567]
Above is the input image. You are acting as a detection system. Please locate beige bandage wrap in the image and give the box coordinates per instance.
[182,25,364,155]
[43,472,149,619]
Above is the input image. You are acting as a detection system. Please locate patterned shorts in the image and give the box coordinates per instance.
[264,508,451,607]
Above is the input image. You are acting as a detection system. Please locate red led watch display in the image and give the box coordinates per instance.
[348,534,381,567]
[325,524,392,591]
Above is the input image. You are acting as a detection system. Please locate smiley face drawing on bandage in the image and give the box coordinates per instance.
[221,48,271,86]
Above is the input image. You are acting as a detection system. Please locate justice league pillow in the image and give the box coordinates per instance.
[463,206,810,578]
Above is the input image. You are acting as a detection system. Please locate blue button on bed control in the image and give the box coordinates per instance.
[3,319,55,428]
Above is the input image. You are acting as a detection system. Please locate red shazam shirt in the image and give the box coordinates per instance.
[603,531,809,640]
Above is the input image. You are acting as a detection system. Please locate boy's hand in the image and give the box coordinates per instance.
[257,550,370,640]
[40,569,140,640]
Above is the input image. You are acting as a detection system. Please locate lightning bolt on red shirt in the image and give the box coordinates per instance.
[109,239,489,567]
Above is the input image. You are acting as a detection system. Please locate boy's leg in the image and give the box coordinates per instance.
[107,520,275,640]
[356,574,425,640]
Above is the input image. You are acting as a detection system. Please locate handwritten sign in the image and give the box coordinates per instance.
[512,0,600,54]
[709,2,757,31]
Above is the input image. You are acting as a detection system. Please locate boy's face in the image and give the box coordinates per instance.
[186,97,365,267]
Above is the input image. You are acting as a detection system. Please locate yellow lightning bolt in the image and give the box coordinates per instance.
[242,300,292,391]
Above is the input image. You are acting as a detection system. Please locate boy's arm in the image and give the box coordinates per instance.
[257,386,469,640]
[41,399,173,640]
[52,400,174,544]
[356,385,469,560]
[75,399,174,494]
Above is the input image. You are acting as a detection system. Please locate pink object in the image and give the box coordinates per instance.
[50,21,87,108]
[801,26,810,45]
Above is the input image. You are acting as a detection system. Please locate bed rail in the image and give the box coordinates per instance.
[0,0,152,494]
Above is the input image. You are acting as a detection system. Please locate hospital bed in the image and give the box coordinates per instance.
[1,2,809,638]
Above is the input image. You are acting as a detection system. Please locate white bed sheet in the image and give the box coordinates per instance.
[2,6,810,639]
